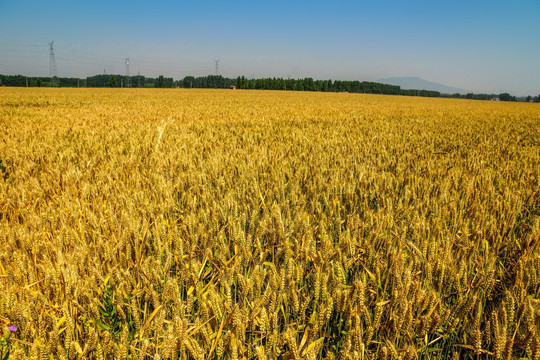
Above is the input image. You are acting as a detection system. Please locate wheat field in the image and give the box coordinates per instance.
[1,88,539,360]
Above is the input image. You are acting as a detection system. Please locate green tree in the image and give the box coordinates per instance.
[157,75,165,88]
[499,93,515,101]
[109,75,116,88]
[182,76,195,88]
[303,77,314,91]
[37,78,42,87]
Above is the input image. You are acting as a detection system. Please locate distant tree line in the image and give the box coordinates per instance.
[85,74,174,88]
[1,73,538,102]
[0,74,175,88]
[232,76,405,95]
[444,92,524,102]
[0,74,81,87]
[181,75,235,89]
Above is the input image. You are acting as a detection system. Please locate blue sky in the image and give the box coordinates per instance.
[1,0,539,95]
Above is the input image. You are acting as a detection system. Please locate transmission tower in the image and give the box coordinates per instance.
[125,58,130,88]
[49,41,57,82]
[215,60,219,76]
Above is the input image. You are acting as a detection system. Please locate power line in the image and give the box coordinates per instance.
[1,42,218,79]
[135,59,212,66]
[125,58,130,87]
[54,46,123,64]
[0,42,44,48]
[49,41,58,82]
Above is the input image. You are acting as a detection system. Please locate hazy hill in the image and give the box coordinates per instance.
[378,77,467,94]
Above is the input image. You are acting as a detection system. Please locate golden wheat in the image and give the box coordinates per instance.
[0,88,539,359]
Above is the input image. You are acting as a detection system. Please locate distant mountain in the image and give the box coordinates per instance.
[377,77,467,94]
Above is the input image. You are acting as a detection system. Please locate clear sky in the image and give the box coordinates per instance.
[1,0,539,95]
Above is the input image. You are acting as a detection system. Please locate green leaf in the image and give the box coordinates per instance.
[98,305,110,317]
[96,320,111,331]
